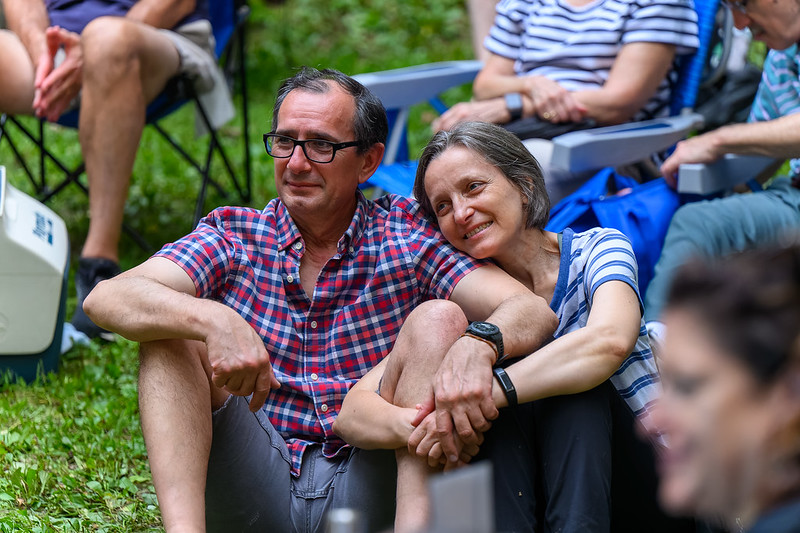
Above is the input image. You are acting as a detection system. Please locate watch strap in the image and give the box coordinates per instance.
[493,367,517,407]
[504,92,523,122]
[461,332,500,362]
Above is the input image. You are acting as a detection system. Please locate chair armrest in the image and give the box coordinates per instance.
[550,113,705,173]
[354,60,482,109]
[677,154,781,195]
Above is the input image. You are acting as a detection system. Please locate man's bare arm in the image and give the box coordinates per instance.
[83,257,279,409]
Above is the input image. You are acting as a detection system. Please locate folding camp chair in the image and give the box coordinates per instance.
[354,0,769,199]
[0,0,252,249]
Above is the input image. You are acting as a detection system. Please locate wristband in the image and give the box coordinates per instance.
[492,367,517,407]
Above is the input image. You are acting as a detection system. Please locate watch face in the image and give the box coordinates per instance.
[470,321,499,336]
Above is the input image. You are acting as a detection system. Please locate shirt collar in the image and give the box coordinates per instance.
[274,191,370,257]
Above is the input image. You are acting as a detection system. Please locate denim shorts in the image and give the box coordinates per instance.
[205,395,397,533]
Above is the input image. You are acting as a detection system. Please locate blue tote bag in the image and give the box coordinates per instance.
[545,168,681,295]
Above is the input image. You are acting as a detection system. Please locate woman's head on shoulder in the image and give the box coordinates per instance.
[414,121,550,231]
[654,240,800,529]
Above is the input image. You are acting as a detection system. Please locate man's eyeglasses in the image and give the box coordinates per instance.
[263,134,361,164]
[721,0,748,13]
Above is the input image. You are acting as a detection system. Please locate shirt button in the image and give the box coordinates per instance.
[310,373,318,381]
[348,246,354,253]
[320,404,328,413]
[310,320,318,329]
[293,242,302,250]
[286,274,294,283]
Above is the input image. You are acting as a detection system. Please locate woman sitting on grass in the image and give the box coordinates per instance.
[333,122,671,533]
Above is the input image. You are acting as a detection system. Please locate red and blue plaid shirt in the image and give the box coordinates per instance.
[155,192,481,475]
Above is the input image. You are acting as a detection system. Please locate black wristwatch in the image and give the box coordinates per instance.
[504,92,523,122]
[464,321,505,363]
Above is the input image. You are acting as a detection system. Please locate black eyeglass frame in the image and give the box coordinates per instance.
[263,133,361,164]
[721,0,748,13]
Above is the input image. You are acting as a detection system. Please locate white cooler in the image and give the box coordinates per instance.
[0,166,69,381]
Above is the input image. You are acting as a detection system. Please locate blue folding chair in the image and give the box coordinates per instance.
[0,0,252,248]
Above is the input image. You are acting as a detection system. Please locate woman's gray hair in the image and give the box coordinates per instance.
[413,121,550,229]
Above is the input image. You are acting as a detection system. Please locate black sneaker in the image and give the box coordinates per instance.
[70,257,121,341]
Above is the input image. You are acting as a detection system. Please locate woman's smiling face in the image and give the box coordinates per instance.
[423,146,528,260]
[653,307,784,524]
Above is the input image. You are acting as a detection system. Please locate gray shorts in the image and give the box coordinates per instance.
[206,395,397,533]
[160,19,219,94]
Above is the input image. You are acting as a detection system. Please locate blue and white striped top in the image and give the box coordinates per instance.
[748,45,800,178]
[551,227,659,417]
[485,0,699,119]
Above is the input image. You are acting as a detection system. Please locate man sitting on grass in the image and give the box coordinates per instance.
[84,66,557,532]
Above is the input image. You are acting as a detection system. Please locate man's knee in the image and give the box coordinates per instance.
[139,338,209,377]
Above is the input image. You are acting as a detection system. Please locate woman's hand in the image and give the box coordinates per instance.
[409,408,485,470]
[432,98,510,132]
[522,75,587,124]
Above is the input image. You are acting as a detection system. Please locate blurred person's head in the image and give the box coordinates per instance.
[413,121,549,260]
[726,0,800,51]
[652,240,800,530]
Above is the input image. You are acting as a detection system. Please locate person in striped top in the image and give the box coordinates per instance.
[336,122,683,533]
[645,0,800,346]
[433,0,699,201]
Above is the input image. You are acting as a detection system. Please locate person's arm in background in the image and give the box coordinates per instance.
[660,113,800,186]
[567,42,675,124]
[467,0,499,62]
[84,256,280,411]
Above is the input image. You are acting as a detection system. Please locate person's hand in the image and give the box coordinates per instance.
[432,336,497,465]
[409,406,484,470]
[522,75,587,124]
[432,99,509,132]
[204,306,280,411]
[34,26,83,122]
[660,133,723,188]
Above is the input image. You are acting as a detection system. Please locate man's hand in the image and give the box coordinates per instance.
[522,75,587,124]
[409,410,484,469]
[204,306,280,412]
[660,133,722,188]
[432,99,509,132]
[432,336,498,466]
[34,26,83,121]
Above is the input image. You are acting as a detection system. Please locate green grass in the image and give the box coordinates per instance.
[0,0,473,529]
